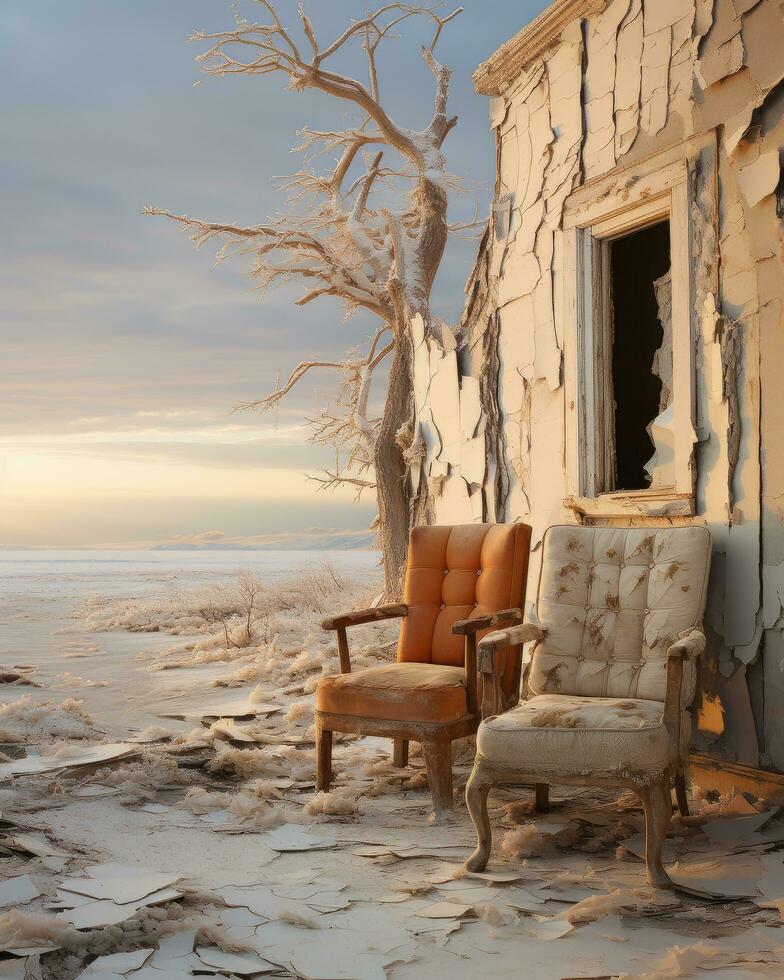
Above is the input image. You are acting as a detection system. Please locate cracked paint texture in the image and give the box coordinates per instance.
[409,0,784,770]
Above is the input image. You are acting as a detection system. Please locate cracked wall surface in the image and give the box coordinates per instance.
[410,0,784,772]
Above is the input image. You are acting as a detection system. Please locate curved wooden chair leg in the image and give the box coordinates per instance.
[465,759,493,871]
[674,771,689,817]
[640,777,673,889]
[422,738,454,813]
[392,738,409,769]
[535,782,549,812]
[316,725,333,792]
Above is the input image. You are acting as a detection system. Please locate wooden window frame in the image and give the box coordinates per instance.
[561,156,696,520]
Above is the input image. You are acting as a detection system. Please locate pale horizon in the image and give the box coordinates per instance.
[1,0,546,547]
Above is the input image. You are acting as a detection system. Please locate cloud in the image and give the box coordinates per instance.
[0,495,375,549]
[0,0,548,546]
[177,530,226,543]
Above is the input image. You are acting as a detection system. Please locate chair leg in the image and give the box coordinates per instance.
[465,759,493,872]
[535,783,549,812]
[316,725,333,792]
[392,738,409,769]
[674,770,689,817]
[640,777,673,889]
[422,738,454,813]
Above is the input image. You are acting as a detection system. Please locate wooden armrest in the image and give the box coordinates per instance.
[322,603,407,674]
[663,629,705,750]
[451,607,523,636]
[321,603,408,632]
[473,622,547,720]
[454,611,523,718]
[666,629,706,661]
[477,623,547,674]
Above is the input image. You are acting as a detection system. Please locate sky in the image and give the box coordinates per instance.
[0,0,547,549]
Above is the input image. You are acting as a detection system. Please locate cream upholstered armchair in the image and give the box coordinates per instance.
[465,524,712,888]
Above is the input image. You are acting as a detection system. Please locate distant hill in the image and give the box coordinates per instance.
[151,528,376,551]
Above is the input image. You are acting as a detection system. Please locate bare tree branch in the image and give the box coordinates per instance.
[191,3,463,172]
[147,1,468,596]
[236,358,352,413]
[142,204,391,319]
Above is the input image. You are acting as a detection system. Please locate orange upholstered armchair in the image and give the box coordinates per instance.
[316,523,532,812]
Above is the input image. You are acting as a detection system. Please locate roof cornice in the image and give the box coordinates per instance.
[473,0,606,96]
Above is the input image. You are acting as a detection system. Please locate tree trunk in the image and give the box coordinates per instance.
[374,177,448,598]
[374,333,413,599]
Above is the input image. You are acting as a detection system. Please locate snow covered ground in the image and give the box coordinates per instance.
[2,551,784,979]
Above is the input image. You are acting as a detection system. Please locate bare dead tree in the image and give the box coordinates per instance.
[145,1,464,597]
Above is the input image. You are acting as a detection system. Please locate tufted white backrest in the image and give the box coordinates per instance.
[528,525,711,705]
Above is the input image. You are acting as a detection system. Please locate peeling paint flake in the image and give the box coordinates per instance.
[697,33,745,89]
[583,0,631,178]
[544,23,584,224]
[614,0,644,156]
[737,149,781,208]
[742,0,784,92]
[425,0,784,775]
[640,25,671,135]
[644,0,692,34]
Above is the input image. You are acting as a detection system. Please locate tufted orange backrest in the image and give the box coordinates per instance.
[398,523,532,697]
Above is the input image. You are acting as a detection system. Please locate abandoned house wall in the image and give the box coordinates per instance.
[410,0,784,772]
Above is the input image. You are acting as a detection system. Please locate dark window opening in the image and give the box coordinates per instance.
[609,220,671,491]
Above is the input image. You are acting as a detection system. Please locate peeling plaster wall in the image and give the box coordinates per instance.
[410,0,784,772]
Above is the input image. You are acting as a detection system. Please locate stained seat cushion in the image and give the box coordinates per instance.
[315,663,467,724]
[476,694,672,776]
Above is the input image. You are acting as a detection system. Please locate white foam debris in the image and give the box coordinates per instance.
[0,909,77,956]
[8,561,784,980]
[283,700,313,724]
[500,824,556,858]
[559,887,627,924]
[87,751,191,803]
[0,696,95,743]
[304,790,359,817]
[207,743,303,780]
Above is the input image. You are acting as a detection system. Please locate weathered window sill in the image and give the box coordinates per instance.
[564,490,695,520]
